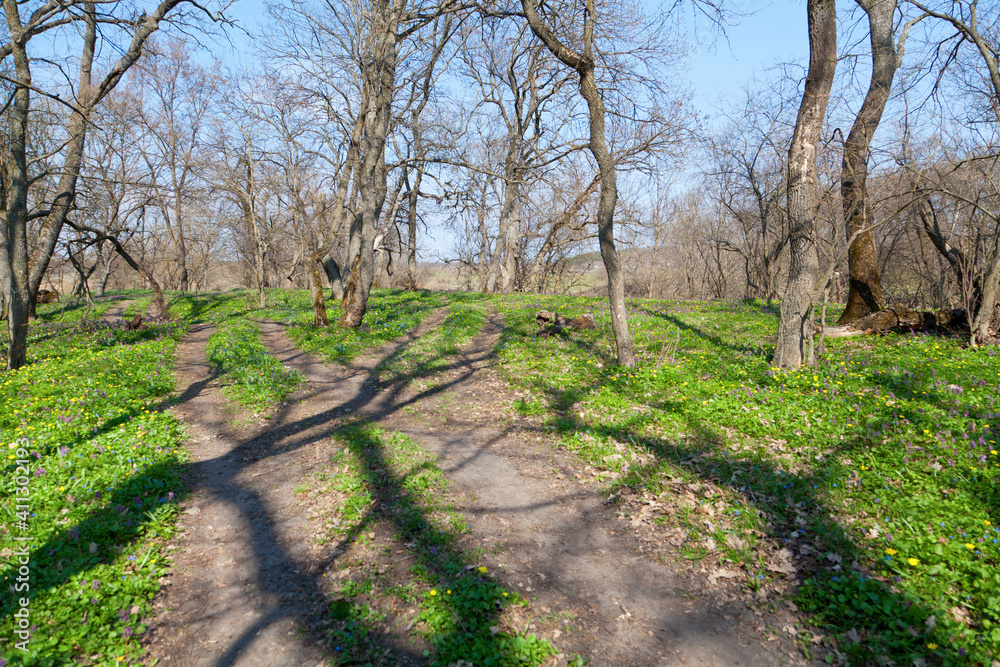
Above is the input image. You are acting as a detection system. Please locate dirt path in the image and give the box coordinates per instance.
[146,311,811,666]
[103,299,133,320]
[142,323,333,667]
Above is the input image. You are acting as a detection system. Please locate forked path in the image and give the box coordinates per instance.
[146,311,809,666]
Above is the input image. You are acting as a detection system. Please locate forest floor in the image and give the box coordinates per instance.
[140,305,810,666]
[10,288,994,667]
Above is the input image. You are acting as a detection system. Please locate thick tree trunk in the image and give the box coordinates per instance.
[485,136,524,293]
[322,254,346,301]
[774,0,837,368]
[501,200,521,291]
[1,0,33,369]
[341,1,399,327]
[837,0,899,324]
[972,234,1000,345]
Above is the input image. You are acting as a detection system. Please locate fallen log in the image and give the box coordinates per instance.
[844,303,967,334]
[535,310,597,337]
[37,289,59,304]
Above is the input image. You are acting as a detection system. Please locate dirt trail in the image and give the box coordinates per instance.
[143,323,332,667]
[255,314,808,666]
[103,299,133,320]
[145,310,809,666]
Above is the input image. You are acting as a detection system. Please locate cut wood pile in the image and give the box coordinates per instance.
[535,310,596,337]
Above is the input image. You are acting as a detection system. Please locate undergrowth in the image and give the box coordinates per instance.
[0,315,189,665]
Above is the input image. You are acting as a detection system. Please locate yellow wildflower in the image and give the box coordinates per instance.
[908,558,919,566]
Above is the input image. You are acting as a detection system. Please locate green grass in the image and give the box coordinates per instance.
[10,286,994,665]
[205,318,303,412]
[0,316,189,666]
[372,294,490,386]
[492,293,1000,665]
[260,288,447,364]
[319,423,553,666]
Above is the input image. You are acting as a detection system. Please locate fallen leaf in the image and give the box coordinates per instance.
[707,568,740,586]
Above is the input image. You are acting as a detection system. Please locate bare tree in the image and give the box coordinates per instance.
[837,0,921,323]
[0,0,224,368]
[519,0,636,365]
[905,0,1000,344]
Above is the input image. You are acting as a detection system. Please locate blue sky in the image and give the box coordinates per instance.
[684,0,808,115]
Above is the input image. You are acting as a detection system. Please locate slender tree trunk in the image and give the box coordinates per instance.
[405,161,423,290]
[99,233,168,320]
[26,3,98,319]
[838,0,900,324]
[774,0,837,368]
[520,0,634,365]
[97,243,114,296]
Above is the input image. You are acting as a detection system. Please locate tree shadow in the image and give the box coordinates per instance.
[512,330,980,665]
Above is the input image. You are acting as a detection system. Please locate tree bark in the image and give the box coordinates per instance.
[308,253,330,326]
[520,0,634,365]
[340,0,402,327]
[774,0,837,368]
[1,0,32,369]
[837,0,900,324]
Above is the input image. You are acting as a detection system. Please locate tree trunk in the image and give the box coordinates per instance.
[26,3,98,319]
[340,4,399,328]
[485,135,524,293]
[103,234,169,320]
[308,253,329,326]
[502,199,521,291]
[1,0,33,369]
[774,0,837,368]
[97,243,114,297]
[520,0,634,365]
[322,254,346,301]
[837,0,899,324]
[405,162,423,291]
